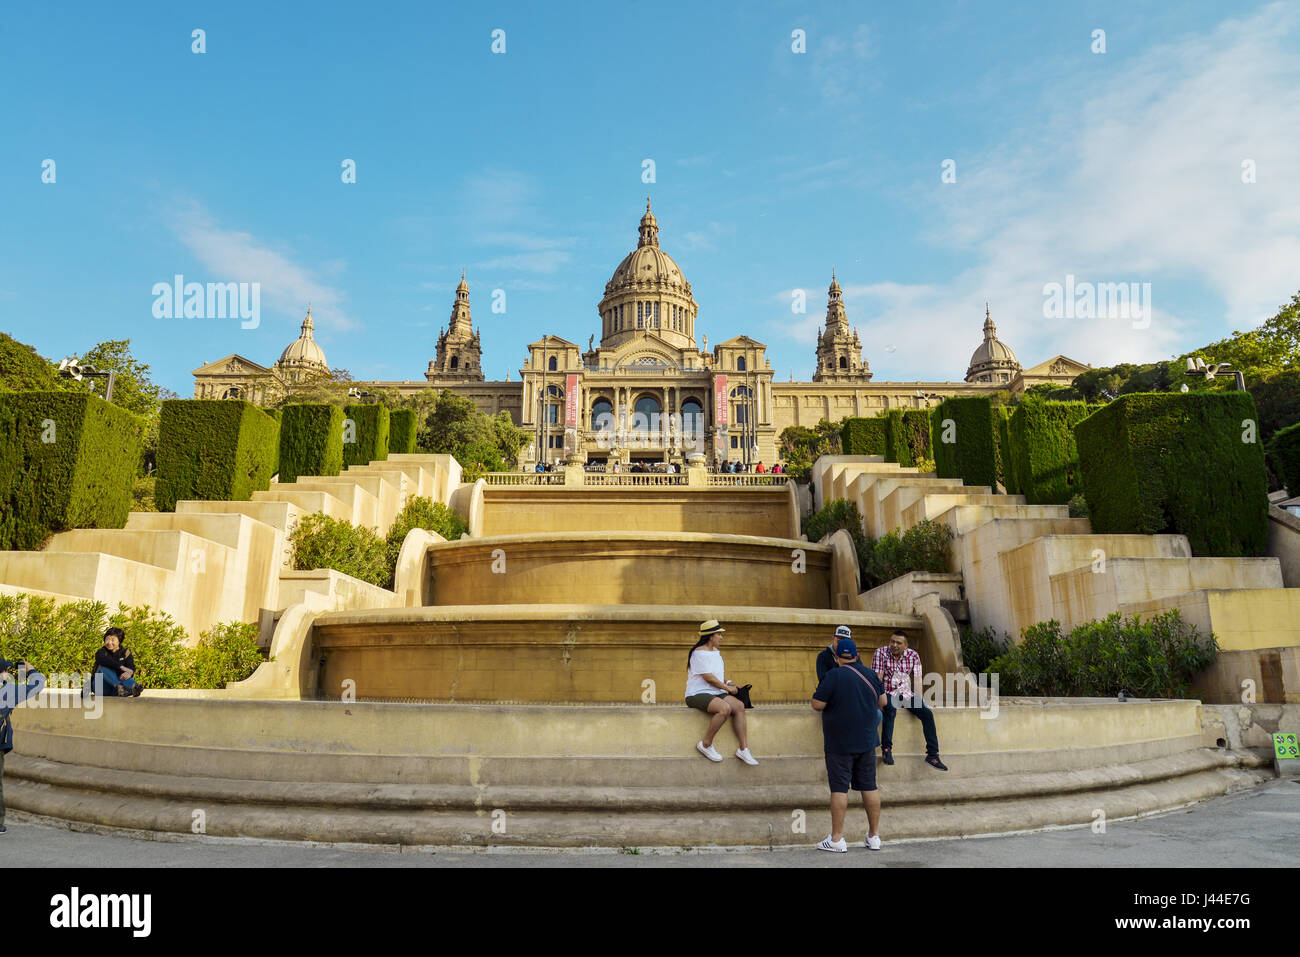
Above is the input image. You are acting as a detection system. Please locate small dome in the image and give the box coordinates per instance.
[604,198,691,295]
[278,306,328,368]
[965,305,1020,382]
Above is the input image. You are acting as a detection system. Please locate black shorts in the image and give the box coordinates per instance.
[825,751,877,794]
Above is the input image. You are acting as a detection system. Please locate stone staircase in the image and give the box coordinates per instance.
[815,457,1300,657]
[0,454,465,641]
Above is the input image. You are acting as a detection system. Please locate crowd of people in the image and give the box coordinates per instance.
[686,621,948,852]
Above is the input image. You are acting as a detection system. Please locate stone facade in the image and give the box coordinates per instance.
[194,202,1091,467]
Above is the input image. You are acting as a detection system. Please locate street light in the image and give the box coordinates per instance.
[1184,356,1245,391]
[58,358,116,402]
[346,387,376,404]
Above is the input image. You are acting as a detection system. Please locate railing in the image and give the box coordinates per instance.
[583,473,687,486]
[707,474,787,487]
[481,472,567,486]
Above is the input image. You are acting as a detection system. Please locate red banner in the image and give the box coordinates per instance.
[714,374,728,427]
[565,374,579,428]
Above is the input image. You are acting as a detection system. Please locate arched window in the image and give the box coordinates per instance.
[839,356,847,370]
[591,398,614,431]
[450,356,459,370]
[634,395,661,417]
[548,356,557,371]
[737,356,747,372]
[681,398,704,434]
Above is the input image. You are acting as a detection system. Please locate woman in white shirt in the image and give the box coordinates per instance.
[685,620,758,765]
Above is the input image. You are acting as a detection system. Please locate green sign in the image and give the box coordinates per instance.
[1275,733,1299,761]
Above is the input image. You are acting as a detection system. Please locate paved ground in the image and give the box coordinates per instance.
[6,779,1297,867]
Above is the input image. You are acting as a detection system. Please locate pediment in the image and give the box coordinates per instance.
[1024,354,1090,377]
[715,334,768,349]
[192,354,271,376]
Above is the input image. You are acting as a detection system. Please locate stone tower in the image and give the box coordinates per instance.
[427,271,484,382]
[812,271,870,382]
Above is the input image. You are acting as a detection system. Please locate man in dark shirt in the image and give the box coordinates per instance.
[812,636,886,852]
[93,627,142,697]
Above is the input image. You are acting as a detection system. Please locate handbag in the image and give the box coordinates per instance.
[725,683,754,709]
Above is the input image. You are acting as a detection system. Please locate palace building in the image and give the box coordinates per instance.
[192,200,1090,467]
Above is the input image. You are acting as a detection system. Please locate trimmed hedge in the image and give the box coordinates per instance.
[1268,421,1300,496]
[155,399,280,511]
[389,409,418,455]
[0,392,143,550]
[883,410,931,467]
[841,417,888,456]
[930,397,997,491]
[1076,392,1269,556]
[343,403,390,468]
[995,407,1016,494]
[278,404,344,483]
[1007,399,1094,505]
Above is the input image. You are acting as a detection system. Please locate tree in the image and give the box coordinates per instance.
[0,332,73,393]
[75,340,178,476]
[270,366,355,408]
[417,390,526,477]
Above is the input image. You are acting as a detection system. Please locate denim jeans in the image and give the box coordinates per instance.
[880,693,940,757]
[96,666,137,695]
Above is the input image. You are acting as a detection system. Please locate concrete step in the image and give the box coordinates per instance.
[125,511,285,617]
[862,477,988,537]
[176,499,303,535]
[252,487,352,522]
[348,462,435,501]
[1049,557,1285,632]
[44,528,235,577]
[6,697,1270,847]
[277,479,381,531]
[899,493,1038,532]
[277,569,401,614]
[1121,587,1300,652]
[930,502,1079,536]
[301,473,403,533]
[0,551,172,615]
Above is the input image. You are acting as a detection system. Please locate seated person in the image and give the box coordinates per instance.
[92,627,143,697]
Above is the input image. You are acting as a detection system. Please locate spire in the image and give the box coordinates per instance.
[638,197,660,248]
[825,270,848,332]
[448,272,473,336]
[300,304,315,338]
[983,303,996,340]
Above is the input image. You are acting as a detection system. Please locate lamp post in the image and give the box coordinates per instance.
[58,358,116,403]
[1183,357,1245,391]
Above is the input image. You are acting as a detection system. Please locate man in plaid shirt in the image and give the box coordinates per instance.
[871,630,948,771]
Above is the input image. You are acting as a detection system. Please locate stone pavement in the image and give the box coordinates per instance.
[5,779,1296,868]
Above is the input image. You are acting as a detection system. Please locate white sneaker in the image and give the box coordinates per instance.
[817,835,848,853]
[696,741,723,763]
[865,834,882,850]
[735,747,759,766]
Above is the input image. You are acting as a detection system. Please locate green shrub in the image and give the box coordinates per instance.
[860,519,954,591]
[191,620,265,689]
[1007,399,1094,505]
[383,497,469,587]
[986,611,1217,698]
[389,409,419,455]
[960,624,1011,675]
[278,404,344,482]
[892,410,931,466]
[1067,493,1089,519]
[995,407,1016,494]
[0,391,144,550]
[288,512,388,587]
[804,498,865,544]
[343,403,390,468]
[1075,392,1269,556]
[930,397,997,491]
[155,399,279,511]
[840,417,888,456]
[0,593,265,689]
[1267,421,1300,495]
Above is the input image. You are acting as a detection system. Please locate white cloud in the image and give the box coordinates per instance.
[167,199,356,333]
[800,4,1300,378]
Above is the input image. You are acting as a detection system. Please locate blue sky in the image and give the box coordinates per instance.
[3,1,1298,396]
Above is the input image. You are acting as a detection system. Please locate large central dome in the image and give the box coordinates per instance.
[597,199,699,352]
